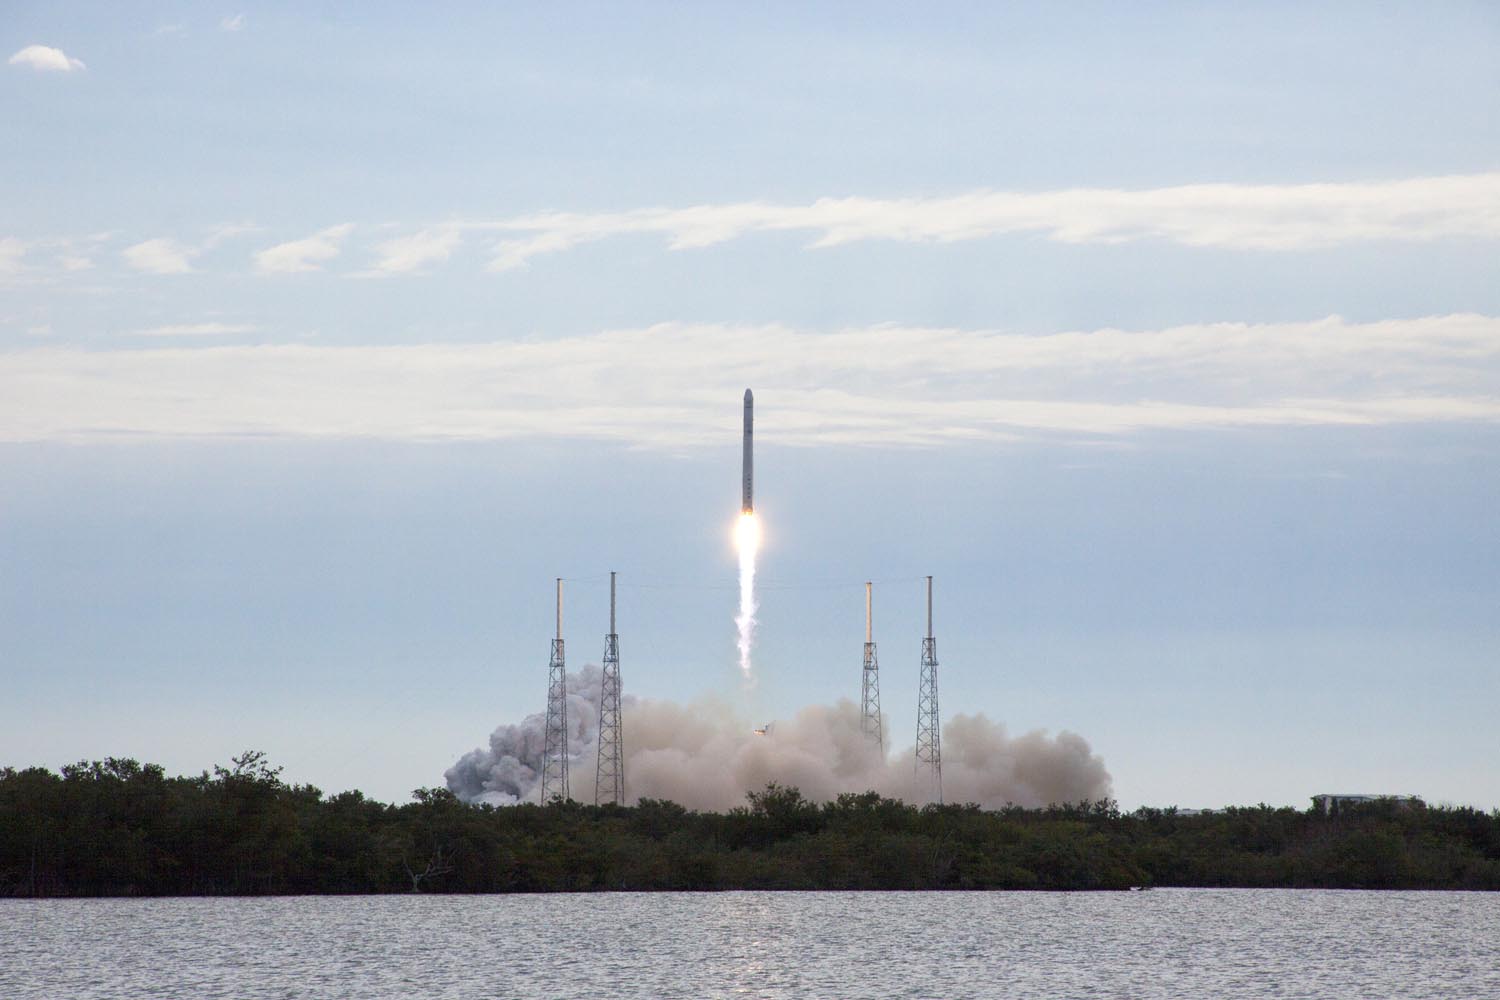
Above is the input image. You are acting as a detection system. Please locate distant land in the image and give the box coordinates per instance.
[3,755,1497,896]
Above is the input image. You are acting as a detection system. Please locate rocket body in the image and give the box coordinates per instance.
[741,389,754,513]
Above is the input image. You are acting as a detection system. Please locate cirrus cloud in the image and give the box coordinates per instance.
[255,224,355,274]
[479,172,1500,270]
[129,322,258,338]
[121,225,258,274]
[1,314,1496,445]
[361,227,462,276]
[122,238,197,274]
[25,172,1500,282]
[0,238,27,273]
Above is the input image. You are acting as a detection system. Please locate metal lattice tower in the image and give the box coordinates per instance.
[540,578,569,803]
[595,571,625,806]
[914,575,942,804]
[861,581,883,752]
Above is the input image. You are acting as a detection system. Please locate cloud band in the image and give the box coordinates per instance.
[2,314,1496,444]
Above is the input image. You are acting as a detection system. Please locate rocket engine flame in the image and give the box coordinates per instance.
[734,512,760,683]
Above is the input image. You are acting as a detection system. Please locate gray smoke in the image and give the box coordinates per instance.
[446,665,1112,810]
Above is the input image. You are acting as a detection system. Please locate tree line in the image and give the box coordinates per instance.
[2,754,1498,895]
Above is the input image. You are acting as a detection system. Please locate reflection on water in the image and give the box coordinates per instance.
[4,889,1498,999]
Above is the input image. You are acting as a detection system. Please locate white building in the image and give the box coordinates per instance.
[1312,793,1422,814]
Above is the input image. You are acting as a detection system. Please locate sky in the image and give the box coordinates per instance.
[2,2,1498,809]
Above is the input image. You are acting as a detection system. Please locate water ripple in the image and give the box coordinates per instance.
[3,890,1497,999]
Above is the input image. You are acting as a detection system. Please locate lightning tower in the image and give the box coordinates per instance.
[595,571,624,805]
[540,578,569,802]
[861,581,883,751]
[914,575,942,804]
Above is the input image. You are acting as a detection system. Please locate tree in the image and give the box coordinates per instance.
[401,843,456,893]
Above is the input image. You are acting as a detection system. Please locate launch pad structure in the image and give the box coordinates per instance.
[861,581,883,752]
[540,578,569,803]
[595,571,624,805]
[532,568,948,807]
[915,575,943,804]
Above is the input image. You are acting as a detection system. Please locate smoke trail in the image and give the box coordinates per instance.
[733,513,759,684]
[446,665,1113,810]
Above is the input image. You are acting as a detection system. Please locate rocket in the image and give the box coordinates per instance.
[741,388,754,513]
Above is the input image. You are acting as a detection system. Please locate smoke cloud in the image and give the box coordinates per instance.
[446,666,1112,810]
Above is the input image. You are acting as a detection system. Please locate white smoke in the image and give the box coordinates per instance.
[446,666,1112,810]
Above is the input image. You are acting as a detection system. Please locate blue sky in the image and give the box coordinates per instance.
[2,2,1498,807]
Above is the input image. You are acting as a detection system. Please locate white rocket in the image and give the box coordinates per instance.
[741,388,754,514]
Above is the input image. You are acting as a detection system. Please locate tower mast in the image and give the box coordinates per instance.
[595,571,625,805]
[540,578,569,802]
[861,581,883,752]
[915,575,942,804]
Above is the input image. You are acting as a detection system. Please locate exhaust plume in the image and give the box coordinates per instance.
[734,513,759,685]
[446,665,1112,810]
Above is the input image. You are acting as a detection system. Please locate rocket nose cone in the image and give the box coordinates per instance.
[744,388,753,402]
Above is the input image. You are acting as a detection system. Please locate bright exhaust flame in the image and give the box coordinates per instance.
[734,512,760,683]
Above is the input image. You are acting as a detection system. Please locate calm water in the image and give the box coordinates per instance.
[3,890,1496,999]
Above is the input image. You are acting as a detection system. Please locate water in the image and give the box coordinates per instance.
[3,890,1497,999]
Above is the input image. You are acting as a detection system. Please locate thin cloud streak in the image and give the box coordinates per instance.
[361,227,461,276]
[479,172,1500,270]
[2,315,1496,445]
[255,224,354,273]
[122,226,258,274]
[2,234,114,280]
[0,238,26,273]
[121,238,197,274]
[129,322,258,338]
[14,173,1500,281]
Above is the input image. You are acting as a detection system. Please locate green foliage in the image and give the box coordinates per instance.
[2,757,1497,895]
